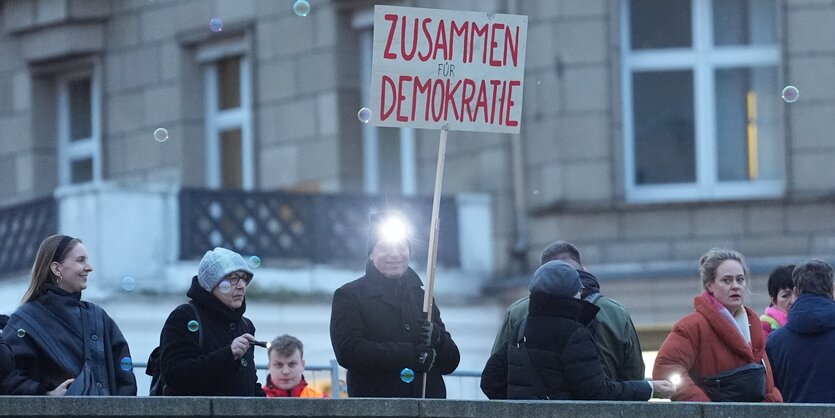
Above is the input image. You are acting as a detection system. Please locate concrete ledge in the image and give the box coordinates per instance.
[1,397,835,417]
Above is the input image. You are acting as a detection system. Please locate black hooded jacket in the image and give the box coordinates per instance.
[158,276,264,396]
[481,293,651,400]
[330,261,460,398]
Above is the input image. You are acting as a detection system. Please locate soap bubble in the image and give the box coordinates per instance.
[153,128,168,143]
[248,255,262,268]
[218,281,232,294]
[187,320,200,332]
[121,276,136,291]
[16,328,26,338]
[120,357,133,371]
[210,18,223,32]
[357,107,372,124]
[400,368,415,383]
[293,0,311,17]
[782,85,799,103]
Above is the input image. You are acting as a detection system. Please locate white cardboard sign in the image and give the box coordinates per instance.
[370,5,528,134]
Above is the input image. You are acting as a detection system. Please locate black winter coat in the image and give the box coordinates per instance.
[158,276,264,396]
[330,261,460,398]
[1,284,136,395]
[481,294,651,400]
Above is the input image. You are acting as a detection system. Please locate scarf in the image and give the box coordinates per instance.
[703,290,750,342]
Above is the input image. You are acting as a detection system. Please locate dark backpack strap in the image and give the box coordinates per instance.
[514,317,550,400]
[14,303,82,376]
[186,301,203,347]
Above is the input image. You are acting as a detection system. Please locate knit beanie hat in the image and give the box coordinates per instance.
[528,260,583,298]
[197,247,254,292]
[366,211,411,255]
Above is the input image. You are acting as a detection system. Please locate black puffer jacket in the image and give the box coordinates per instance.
[158,276,264,396]
[481,293,651,400]
[1,284,136,395]
[330,261,460,398]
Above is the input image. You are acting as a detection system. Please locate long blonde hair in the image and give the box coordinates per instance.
[21,234,81,303]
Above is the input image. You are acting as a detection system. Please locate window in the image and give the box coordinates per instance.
[57,69,101,186]
[621,0,782,202]
[198,37,253,190]
[354,10,417,196]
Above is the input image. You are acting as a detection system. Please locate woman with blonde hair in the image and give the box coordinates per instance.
[1,235,136,395]
[653,248,782,402]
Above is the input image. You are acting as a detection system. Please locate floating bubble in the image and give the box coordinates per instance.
[532,189,539,195]
[536,80,542,86]
[120,357,133,371]
[153,128,169,143]
[209,18,223,32]
[218,280,232,294]
[16,328,26,338]
[782,85,799,103]
[357,107,372,124]
[400,367,415,383]
[248,255,262,268]
[187,320,200,333]
[293,0,311,17]
[121,276,136,291]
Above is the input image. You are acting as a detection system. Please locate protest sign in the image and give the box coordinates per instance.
[370,5,528,134]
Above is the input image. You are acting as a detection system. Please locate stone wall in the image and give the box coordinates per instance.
[0,397,831,418]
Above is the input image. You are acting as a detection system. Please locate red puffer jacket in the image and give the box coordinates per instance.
[653,293,782,402]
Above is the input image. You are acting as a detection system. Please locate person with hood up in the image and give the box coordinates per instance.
[481,260,673,400]
[767,259,835,402]
[490,241,644,382]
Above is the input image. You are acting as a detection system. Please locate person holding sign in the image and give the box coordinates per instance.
[329,211,460,398]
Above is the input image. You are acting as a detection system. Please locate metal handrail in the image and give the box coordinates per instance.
[131,359,481,397]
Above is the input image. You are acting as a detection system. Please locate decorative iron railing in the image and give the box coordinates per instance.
[0,197,57,277]
[179,188,460,268]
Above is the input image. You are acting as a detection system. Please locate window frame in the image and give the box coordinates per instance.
[353,9,417,196]
[56,65,102,186]
[197,35,254,190]
[620,0,783,203]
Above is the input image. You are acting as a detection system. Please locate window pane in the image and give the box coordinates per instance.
[377,127,402,195]
[69,78,92,141]
[221,129,242,188]
[713,0,777,46]
[715,67,781,181]
[630,0,692,50]
[633,71,695,185]
[70,158,93,184]
[217,57,241,110]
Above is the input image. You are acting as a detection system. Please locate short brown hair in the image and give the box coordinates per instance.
[793,259,834,299]
[268,334,304,359]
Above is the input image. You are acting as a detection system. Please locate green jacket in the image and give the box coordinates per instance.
[491,288,644,381]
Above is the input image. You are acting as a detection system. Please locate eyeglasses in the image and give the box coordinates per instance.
[224,272,251,287]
